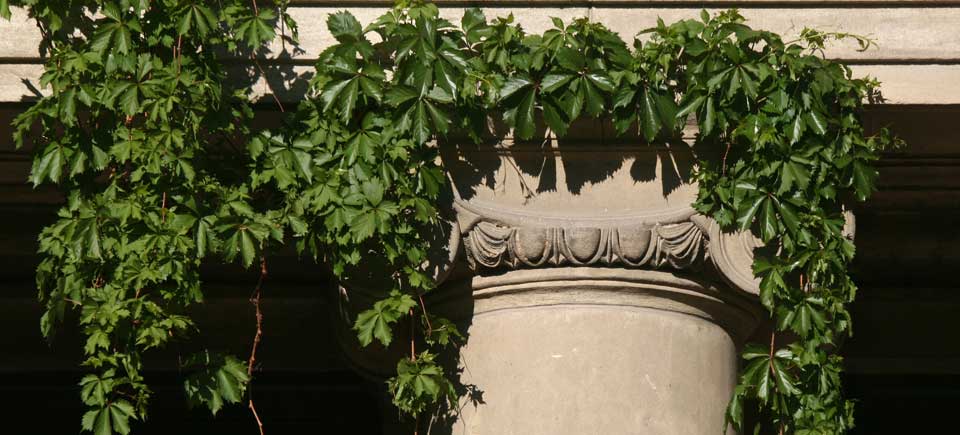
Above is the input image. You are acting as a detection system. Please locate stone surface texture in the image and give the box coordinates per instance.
[401,125,765,434]
[1,2,960,103]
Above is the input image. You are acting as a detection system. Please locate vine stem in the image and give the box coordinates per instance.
[409,308,417,362]
[409,308,419,435]
[769,329,785,435]
[418,294,432,337]
[247,255,268,435]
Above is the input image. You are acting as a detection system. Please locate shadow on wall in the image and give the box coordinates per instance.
[439,117,700,207]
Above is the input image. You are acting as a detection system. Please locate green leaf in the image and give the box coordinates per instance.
[639,89,661,141]
[788,114,805,144]
[362,180,384,206]
[779,161,811,193]
[321,78,354,114]
[586,73,615,92]
[555,47,585,71]
[805,111,828,136]
[851,160,877,201]
[582,79,604,116]
[512,88,537,140]
[119,84,139,116]
[701,96,716,136]
[353,291,416,347]
[184,353,250,416]
[737,194,765,231]
[31,145,64,186]
[0,0,10,21]
[108,401,134,435]
[775,200,801,234]
[676,94,705,119]
[338,79,360,122]
[499,76,533,101]
[240,229,256,267]
[385,85,418,107]
[612,88,636,110]
[759,197,778,242]
[411,101,432,145]
[327,11,362,42]
[541,73,574,93]
[542,97,570,136]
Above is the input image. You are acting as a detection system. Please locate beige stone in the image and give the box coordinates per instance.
[415,131,766,434]
[3,5,959,103]
[4,6,959,60]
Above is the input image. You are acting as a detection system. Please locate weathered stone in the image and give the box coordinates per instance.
[424,129,768,434]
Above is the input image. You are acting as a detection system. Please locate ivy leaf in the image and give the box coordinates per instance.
[586,73,615,92]
[542,97,570,136]
[385,85,418,107]
[582,79,604,116]
[388,351,455,415]
[676,94,705,119]
[639,89,661,141]
[851,160,877,201]
[504,87,537,140]
[321,78,355,116]
[183,353,250,416]
[775,200,801,234]
[805,111,829,136]
[779,161,811,193]
[541,73,574,94]
[362,180,384,206]
[411,101,432,145]
[239,229,256,267]
[700,96,716,136]
[612,88,636,110]
[555,47,584,71]
[499,76,533,101]
[788,114,805,144]
[235,8,277,49]
[737,194,765,232]
[82,400,135,435]
[759,197,779,242]
[178,4,217,37]
[327,11,362,42]
[30,145,64,185]
[353,291,416,347]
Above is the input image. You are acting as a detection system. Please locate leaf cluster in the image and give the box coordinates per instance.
[5,1,297,433]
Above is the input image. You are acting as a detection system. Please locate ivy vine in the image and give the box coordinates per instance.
[4,0,899,434]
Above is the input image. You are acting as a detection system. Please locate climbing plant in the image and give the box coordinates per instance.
[4,0,900,434]
[2,1,299,434]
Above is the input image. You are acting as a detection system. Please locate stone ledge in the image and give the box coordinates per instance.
[3,6,960,61]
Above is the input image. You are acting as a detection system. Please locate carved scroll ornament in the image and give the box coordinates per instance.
[464,220,706,271]
[450,199,769,297]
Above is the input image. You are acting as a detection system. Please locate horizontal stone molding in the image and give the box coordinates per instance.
[3,5,959,61]
[446,267,764,339]
[2,62,958,105]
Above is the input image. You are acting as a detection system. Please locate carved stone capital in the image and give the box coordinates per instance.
[450,197,767,297]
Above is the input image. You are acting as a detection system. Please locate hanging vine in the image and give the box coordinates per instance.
[5,0,899,434]
[2,0,298,434]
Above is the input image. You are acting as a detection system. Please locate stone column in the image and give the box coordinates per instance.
[430,129,765,435]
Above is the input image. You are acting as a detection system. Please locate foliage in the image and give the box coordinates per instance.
[3,0,297,433]
[4,0,899,433]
